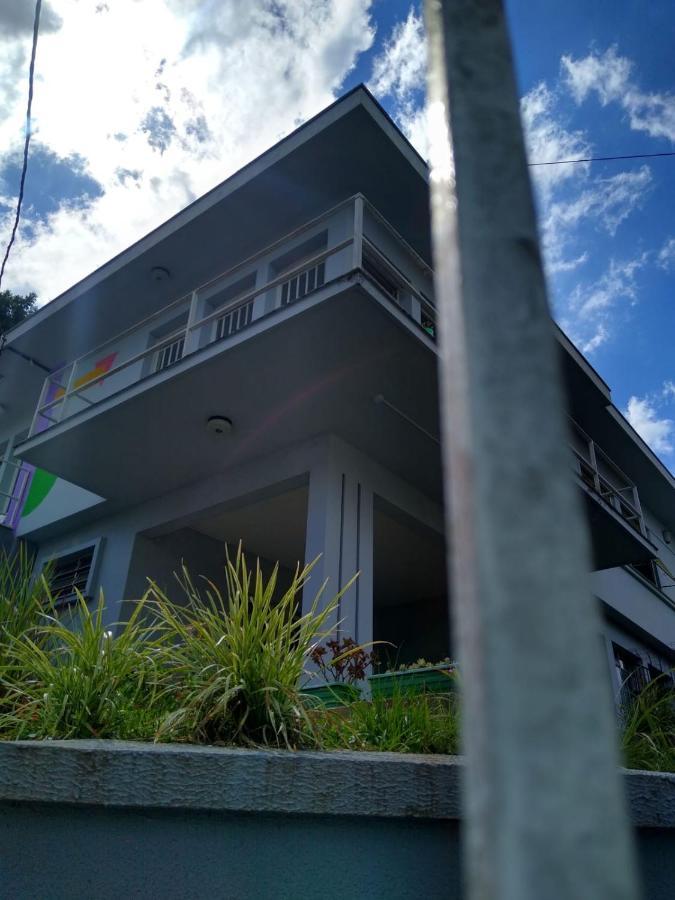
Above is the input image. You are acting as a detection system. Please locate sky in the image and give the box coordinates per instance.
[0,0,673,470]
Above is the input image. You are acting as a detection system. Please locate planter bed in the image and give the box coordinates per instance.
[300,682,361,709]
[368,664,457,699]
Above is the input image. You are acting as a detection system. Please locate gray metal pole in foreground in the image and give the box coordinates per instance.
[424,2,640,899]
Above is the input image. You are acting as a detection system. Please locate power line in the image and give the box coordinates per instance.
[0,0,42,290]
[530,150,675,167]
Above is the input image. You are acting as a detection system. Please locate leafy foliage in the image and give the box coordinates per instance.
[0,546,52,713]
[148,548,352,748]
[0,594,168,740]
[0,289,37,335]
[620,676,675,773]
[317,691,461,755]
[310,636,375,684]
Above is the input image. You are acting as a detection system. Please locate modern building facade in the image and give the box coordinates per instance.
[1,86,674,698]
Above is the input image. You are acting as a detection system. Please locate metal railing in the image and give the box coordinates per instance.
[569,418,647,538]
[0,456,30,528]
[27,195,437,439]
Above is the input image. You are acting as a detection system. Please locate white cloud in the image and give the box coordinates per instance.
[368,7,428,155]
[562,46,675,144]
[539,165,651,276]
[369,6,425,100]
[658,236,675,271]
[561,253,649,354]
[517,82,653,279]
[624,395,674,456]
[521,83,591,198]
[0,0,375,301]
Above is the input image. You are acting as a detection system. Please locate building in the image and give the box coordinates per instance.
[1,86,674,698]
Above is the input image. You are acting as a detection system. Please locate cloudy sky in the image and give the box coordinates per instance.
[0,0,673,469]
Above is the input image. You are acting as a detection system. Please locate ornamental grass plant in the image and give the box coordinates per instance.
[317,690,461,755]
[0,594,169,741]
[620,675,675,773]
[148,547,353,749]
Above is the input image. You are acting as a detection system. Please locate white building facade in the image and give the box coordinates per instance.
[1,87,674,697]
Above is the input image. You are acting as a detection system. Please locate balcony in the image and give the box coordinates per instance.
[16,195,441,503]
[569,419,657,570]
[0,453,30,530]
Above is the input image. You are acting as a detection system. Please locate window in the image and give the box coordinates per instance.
[49,545,96,606]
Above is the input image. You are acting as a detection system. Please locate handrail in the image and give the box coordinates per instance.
[37,325,194,416]
[32,238,355,419]
[189,238,353,333]
[569,417,637,496]
[60,195,359,372]
[28,195,436,436]
[0,457,30,522]
[570,444,646,535]
[361,235,436,316]
[361,196,434,276]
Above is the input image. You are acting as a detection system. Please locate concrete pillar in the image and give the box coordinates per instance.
[303,448,373,647]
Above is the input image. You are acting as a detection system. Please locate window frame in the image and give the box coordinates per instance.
[38,537,105,608]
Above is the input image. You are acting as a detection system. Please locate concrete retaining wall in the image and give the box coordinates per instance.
[0,741,673,899]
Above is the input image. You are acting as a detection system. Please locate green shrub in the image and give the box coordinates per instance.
[0,594,168,741]
[0,546,53,714]
[620,676,675,773]
[0,545,51,657]
[317,691,461,755]
[148,548,350,748]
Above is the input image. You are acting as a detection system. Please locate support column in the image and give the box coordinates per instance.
[303,452,373,647]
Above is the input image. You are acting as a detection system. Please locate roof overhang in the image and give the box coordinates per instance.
[1,86,430,434]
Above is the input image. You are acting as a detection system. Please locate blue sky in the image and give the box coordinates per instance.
[0,0,673,467]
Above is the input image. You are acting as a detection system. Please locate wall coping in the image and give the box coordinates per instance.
[0,741,673,827]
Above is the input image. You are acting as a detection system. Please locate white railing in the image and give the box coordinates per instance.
[154,333,185,372]
[569,418,647,538]
[215,298,254,341]
[27,195,437,438]
[0,455,30,528]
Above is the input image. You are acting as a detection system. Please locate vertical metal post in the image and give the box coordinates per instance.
[184,290,201,354]
[588,438,602,494]
[424,2,638,899]
[29,373,49,437]
[352,195,364,270]
[58,361,77,424]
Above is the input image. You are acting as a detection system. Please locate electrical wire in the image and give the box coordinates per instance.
[0,0,43,290]
[530,151,675,167]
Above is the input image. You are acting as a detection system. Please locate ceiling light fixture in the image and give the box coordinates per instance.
[151,266,171,282]
[206,416,233,436]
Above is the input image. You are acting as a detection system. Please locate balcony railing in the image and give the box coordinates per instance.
[0,455,30,529]
[569,418,647,538]
[27,195,436,438]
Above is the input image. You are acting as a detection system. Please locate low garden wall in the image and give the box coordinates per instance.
[0,741,673,899]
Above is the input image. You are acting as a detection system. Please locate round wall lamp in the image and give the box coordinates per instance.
[150,266,171,283]
[206,415,233,436]
[663,529,672,545]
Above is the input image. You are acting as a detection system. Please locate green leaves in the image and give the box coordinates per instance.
[0,593,169,741]
[147,546,348,748]
[620,676,675,773]
[317,691,461,755]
